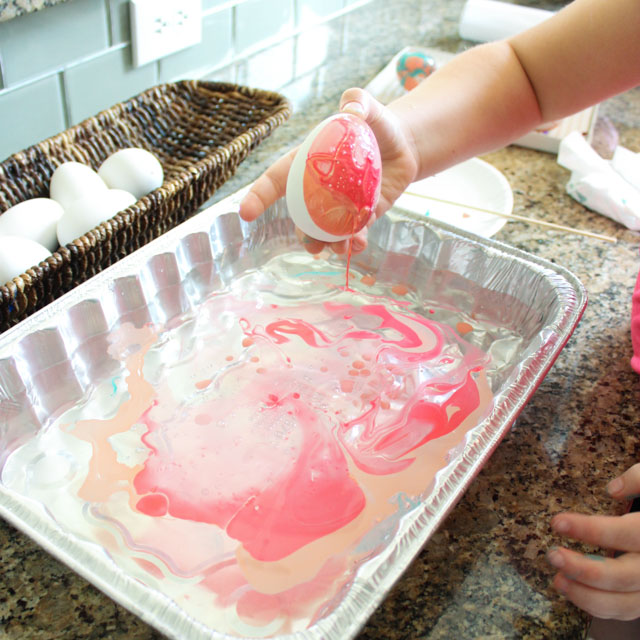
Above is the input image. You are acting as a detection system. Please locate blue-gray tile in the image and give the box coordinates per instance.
[234,0,294,56]
[202,64,236,84]
[296,0,343,28]
[202,64,235,84]
[0,74,66,160]
[0,0,109,86]
[64,45,157,125]
[235,37,294,91]
[202,0,236,10]
[281,71,320,113]
[159,8,233,83]
[294,23,335,76]
[108,0,131,45]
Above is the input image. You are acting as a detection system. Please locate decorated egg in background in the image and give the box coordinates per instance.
[396,50,436,91]
[286,113,382,242]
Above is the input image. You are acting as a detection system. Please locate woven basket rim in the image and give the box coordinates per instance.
[1,79,290,174]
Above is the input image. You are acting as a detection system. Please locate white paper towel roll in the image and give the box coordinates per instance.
[459,0,554,42]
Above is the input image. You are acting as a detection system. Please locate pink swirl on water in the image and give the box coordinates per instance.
[132,298,489,564]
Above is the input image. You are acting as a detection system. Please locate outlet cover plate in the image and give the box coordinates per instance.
[131,0,202,67]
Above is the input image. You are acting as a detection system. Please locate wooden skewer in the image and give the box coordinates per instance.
[403,191,617,244]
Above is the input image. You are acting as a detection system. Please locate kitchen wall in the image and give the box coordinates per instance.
[0,0,371,160]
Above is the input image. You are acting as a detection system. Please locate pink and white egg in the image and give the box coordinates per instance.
[286,113,382,243]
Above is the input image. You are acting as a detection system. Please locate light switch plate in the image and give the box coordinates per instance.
[130,0,202,68]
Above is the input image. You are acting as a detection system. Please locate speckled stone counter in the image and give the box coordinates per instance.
[0,0,67,23]
[2,0,639,638]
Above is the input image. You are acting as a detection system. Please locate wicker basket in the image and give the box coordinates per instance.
[0,80,291,333]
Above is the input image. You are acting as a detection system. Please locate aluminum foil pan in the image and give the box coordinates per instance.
[0,189,586,640]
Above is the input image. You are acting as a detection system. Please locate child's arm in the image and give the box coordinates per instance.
[548,464,640,620]
[402,0,640,176]
[239,0,640,239]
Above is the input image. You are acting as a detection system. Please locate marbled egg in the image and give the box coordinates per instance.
[396,51,437,91]
[286,113,382,243]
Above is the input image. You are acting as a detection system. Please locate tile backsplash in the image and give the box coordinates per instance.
[0,0,371,161]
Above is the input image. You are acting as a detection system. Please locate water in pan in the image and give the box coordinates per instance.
[1,250,505,638]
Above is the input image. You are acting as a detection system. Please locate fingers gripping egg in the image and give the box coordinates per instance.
[286,114,382,242]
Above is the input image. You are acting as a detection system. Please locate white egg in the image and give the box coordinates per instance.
[108,189,139,211]
[98,148,164,200]
[286,113,382,242]
[57,189,137,246]
[0,235,52,285]
[49,162,109,211]
[0,198,65,251]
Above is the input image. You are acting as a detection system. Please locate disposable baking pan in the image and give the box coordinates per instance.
[0,190,586,639]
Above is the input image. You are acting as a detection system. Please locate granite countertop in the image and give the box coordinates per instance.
[2,0,640,638]
[0,0,67,23]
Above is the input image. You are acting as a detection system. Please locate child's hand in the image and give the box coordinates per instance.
[547,463,640,621]
[238,89,419,255]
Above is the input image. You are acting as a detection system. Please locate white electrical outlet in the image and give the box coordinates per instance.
[130,0,202,68]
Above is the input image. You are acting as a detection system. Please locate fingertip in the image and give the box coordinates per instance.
[330,239,349,255]
[341,100,365,118]
[340,88,369,117]
[606,476,624,497]
[351,235,368,254]
[546,547,565,569]
[304,237,326,254]
[551,515,571,535]
[238,190,263,222]
[294,228,325,254]
[553,572,571,595]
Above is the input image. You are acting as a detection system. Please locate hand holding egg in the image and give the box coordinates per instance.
[240,88,419,256]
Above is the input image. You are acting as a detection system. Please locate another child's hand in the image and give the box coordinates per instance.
[547,463,640,620]
[238,89,419,255]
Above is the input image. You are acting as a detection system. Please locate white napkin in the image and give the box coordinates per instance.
[459,0,553,42]
[557,131,640,231]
